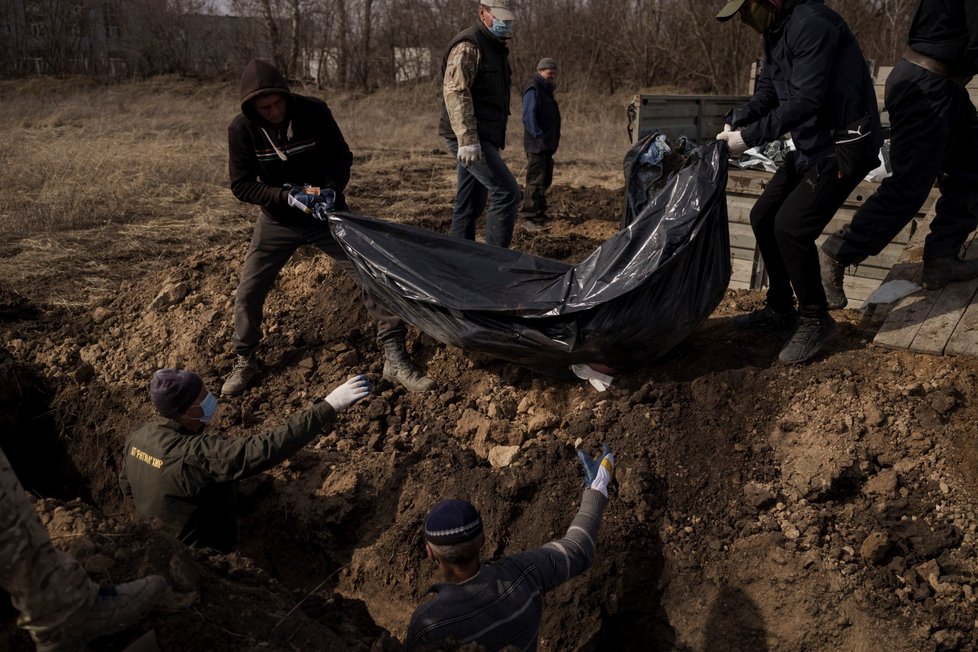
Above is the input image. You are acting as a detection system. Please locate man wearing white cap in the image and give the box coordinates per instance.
[405,444,614,650]
[438,1,521,248]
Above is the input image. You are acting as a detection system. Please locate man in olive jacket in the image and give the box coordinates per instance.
[120,368,369,552]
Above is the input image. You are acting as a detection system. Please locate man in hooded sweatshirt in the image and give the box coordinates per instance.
[224,58,434,396]
[715,0,882,364]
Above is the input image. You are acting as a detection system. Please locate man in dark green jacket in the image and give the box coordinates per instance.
[120,368,369,552]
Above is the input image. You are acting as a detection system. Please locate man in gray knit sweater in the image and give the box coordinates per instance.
[406,444,614,651]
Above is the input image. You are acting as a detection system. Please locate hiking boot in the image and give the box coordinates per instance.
[778,313,837,365]
[34,575,167,652]
[221,354,258,396]
[921,255,978,290]
[382,337,435,392]
[518,219,550,233]
[733,306,797,336]
[819,248,848,309]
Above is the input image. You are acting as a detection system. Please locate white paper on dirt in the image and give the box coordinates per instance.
[571,364,614,392]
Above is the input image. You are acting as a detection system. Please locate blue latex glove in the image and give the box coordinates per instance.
[311,189,337,221]
[287,187,319,213]
[577,443,615,496]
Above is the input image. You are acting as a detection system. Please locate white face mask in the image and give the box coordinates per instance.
[195,392,218,424]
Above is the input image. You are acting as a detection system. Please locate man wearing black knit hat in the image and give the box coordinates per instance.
[405,444,615,651]
[120,368,370,552]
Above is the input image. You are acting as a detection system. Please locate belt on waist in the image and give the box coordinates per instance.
[902,48,972,86]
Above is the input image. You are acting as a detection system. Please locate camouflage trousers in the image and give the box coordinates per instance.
[0,447,96,640]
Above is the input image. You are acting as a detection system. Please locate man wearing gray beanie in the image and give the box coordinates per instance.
[120,368,370,552]
[519,57,561,233]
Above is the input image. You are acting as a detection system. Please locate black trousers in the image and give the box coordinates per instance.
[232,214,405,357]
[520,151,555,220]
[823,60,978,265]
[751,150,866,317]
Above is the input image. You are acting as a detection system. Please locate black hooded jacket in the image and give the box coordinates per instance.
[727,0,882,171]
[228,59,353,226]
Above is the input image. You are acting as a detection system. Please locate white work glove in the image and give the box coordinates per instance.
[324,375,371,412]
[457,144,483,166]
[723,123,732,133]
[716,129,748,157]
[577,443,616,498]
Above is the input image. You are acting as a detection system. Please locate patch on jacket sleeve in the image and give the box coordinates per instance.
[129,446,164,469]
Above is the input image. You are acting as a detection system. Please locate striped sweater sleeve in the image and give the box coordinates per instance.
[507,488,608,593]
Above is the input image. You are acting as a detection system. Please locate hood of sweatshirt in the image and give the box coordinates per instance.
[239,59,294,126]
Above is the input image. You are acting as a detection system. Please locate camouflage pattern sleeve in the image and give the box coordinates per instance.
[443,40,481,147]
[0,447,97,634]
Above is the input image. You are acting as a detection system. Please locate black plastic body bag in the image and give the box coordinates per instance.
[328,140,731,375]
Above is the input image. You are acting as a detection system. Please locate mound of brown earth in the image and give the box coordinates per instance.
[2,166,977,651]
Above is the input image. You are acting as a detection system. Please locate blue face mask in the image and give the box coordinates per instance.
[489,18,513,39]
[196,392,218,424]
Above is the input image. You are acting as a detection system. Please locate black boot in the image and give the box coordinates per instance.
[382,336,435,392]
[921,255,978,290]
[819,247,848,309]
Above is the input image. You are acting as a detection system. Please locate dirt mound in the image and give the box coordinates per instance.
[2,174,977,651]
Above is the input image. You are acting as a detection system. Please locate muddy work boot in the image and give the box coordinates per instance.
[733,306,797,337]
[819,248,848,309]
[778,313,837,365]
[34,575,167,652]
[921,255,978,290]
[221,354,258,396]
[382,337,435,392]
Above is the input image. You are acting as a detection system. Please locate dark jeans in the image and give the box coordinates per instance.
[520,151,555,220]
[445,139,521,248]
[232,214,405,356]
[751,150,866,317]
[823,59,978,264]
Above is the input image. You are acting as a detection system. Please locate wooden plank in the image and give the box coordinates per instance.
[945,299,978,355]
[908,280,978,354]
[732,247,755,262]
[731,258,753,289]
[842,275,883,309]
[873,291,935,350]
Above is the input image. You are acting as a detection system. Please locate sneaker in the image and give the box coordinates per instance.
[778,313,837,364]
[221,354,258,396]
[819,248,848,309]
[733,307,797,336]
[34,576,167,652]
[518,219,550,233]
[921,255,978,290]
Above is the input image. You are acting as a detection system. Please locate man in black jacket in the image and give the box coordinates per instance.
[820,0,978,308]
[120,368,369,552]
[224,59,433,396]
[439,0,521,248]
[716,0,882,364]
[519,57,561,233]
